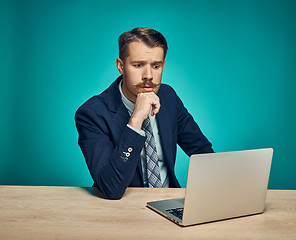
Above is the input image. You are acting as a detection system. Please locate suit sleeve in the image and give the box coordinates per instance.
[175,92,214,155]
[75,107,146,200]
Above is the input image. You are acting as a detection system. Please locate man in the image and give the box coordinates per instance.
[75,27,213,200]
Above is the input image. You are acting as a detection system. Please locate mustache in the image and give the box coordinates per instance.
[136,81,161,88]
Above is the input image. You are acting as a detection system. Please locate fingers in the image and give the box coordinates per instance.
[151,97,161,116]
[128,92,161,130]
[137,92,160,117]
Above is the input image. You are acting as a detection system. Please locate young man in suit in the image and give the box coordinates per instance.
[75,27,213,199]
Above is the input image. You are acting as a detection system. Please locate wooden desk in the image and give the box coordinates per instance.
[0,186,295,240]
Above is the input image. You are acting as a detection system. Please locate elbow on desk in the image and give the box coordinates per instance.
[101,191,125,200]
[105,192,124,200]
[94,183,126,200]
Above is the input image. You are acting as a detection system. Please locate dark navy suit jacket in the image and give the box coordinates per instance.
[75,76,213,199]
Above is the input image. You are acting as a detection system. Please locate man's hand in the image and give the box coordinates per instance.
[128,92,160,130]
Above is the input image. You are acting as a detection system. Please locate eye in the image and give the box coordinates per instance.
[153,65,160,69]
[134,64,142,68]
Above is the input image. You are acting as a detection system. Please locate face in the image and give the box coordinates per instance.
[116,41,165,102]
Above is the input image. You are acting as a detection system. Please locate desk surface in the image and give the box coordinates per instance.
[0,186,295,240]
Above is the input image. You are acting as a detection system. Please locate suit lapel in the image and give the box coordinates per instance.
[107,76,131,138]
[156,100,173,172]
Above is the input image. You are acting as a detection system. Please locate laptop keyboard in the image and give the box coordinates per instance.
[165,207,184,220]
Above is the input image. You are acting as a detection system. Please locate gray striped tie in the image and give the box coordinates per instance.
[142,118,162,188]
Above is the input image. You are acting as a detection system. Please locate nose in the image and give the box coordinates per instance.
[143,66,153,80]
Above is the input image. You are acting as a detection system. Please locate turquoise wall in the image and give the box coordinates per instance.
[1,0,295,189]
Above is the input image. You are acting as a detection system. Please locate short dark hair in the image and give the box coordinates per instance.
[118,27,168,60]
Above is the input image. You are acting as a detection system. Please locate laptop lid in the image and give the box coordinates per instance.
[182,148,273,225]
[147,148,273,226]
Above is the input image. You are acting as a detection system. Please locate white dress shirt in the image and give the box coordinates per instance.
[119,80,169,187]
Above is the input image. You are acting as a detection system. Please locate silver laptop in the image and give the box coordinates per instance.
[147,148,273,226]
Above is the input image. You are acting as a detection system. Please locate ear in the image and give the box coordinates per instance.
[116,58,124,75]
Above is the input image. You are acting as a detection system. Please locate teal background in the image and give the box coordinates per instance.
[1,0,295,189]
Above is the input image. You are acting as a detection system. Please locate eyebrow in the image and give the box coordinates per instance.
[130,60,164,64]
